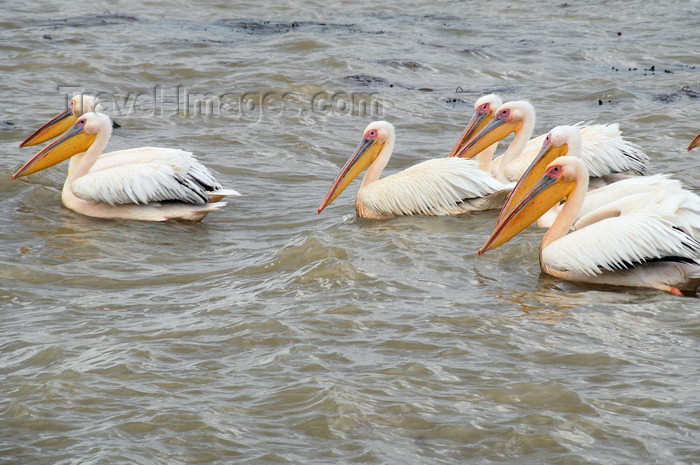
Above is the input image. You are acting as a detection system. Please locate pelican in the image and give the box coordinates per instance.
[479,127,700,295]
[20,94,102,148]
[688,131,700,151]
[452,100,649,185]
[447,94,502,166]
[13,112,239,221]
[498,125,677,228]
[318,121,511,219]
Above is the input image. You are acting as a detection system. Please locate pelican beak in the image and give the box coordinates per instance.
[447,109,494,157]
[479,169,575,254]
[12,121,95,179]
[318,138,384,213]
[496,135,570,225]
[19,107,78,148]
[453,114,520,159]
[687,131,700,151]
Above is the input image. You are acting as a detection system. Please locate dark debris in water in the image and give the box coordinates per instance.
[178,37,238,46]
[654,86,700,103]
[369,12,459,23]
[610,64,679,76]
[422,14,460,22]
[44,12,139,28]
[682,86,700,98]
[445,87,518,108]
[345,74,394,88]
[445,97,469,106]
[418,40,447,49]
[452,86,518,97]
[375,59,428,71]
[0,120,16,129]
[214,19,354,35]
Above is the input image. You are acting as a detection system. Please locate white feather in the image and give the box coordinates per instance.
[487,126,700,293]
[323,121,512,219]
[493,122,648,182]
[545,197,700,277]
[577,123,648,177]
[72,147,224,206]
[359,157,510,217]
[546,163,700,283]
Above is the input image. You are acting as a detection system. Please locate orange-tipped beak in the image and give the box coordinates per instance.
[453,114,520,159]
[447,109,494,157]
[318,138,384,213]
[687,131,700,151]
[19,107,78,148]
[479,170,575,254]
[13,121,96,179]
[495,135,570,225]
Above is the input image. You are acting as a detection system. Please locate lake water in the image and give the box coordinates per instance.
[1,1,699,464]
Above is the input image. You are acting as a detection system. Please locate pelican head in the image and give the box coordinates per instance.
[497,125,581,224]
[453,100,535,159]
[479,156,581,254]
[447,94,502,157]
[13,112,109,179]
[19,94,101,148]
[688,131,700,151]
[318,121,393,213]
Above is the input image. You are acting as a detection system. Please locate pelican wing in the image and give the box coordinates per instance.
[578,123,648,177]
[360,157,508,216]
[575,174,680,224]
[93,147,221,188]
[73,147,222,205]
[495,124,648,182]
[545,190,700,276]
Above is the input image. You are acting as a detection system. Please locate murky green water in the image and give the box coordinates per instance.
[1,1,699,464]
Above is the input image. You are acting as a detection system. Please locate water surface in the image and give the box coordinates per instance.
[1,1,699,464]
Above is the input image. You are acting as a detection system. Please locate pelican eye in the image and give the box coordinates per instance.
[545,165,562,178]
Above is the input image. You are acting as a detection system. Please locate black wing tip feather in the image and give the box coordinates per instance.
[602,226,700,272]
[174,175,211,204]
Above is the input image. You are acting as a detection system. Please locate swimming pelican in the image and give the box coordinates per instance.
[498,125,675,227]
[688,131,700,151]
[452,100,649,184]
[318,121,511,219]
[447,94,502,167]
[20,95,102,148]
[13,112,239,221]
[479,127,700,295]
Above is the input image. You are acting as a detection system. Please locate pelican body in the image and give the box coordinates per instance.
[452,100,649,184]
[318,121,511,219]
[479,126,700,295]
[496,125,678,228]
[14,111,238,221]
